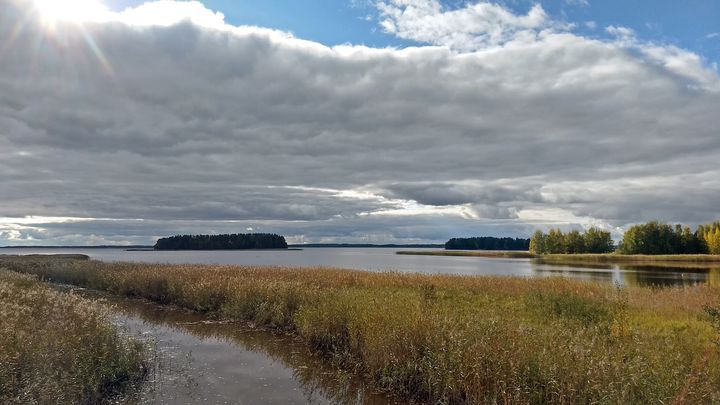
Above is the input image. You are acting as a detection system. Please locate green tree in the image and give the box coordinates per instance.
[564,230,586,254]
[584,227,614,253]
[545,229,566,254]
[529,230,547,254]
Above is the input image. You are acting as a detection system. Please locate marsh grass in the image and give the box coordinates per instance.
[2,256,720,404]
[0,269,146,404]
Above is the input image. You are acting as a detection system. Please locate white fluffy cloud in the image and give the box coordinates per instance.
[376,0,553,50]
[1,0,719,245]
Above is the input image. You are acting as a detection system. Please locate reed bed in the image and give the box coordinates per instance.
[0,269,146,404]
[2,256,719,404]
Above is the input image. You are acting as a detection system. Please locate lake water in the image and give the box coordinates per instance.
[4,247,720,287]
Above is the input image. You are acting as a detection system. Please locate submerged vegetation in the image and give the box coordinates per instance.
[445,237,530,251]
[154,233,287,250]
[0,268,145,404]
[2,256,720,404]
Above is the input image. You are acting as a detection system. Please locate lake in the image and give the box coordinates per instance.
[3,247,719,287]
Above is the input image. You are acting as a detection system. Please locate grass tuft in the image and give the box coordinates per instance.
[0,269,146,404]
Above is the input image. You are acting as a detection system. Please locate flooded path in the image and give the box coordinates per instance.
[66,288,393,405]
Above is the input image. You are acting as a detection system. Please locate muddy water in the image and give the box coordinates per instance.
[67,288,394,405]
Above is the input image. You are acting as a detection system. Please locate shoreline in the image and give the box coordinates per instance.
[396,250,720,263]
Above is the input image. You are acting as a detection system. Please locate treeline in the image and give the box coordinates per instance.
[530,228,614,254]
[445,237,530,251]
[618,221,720,255]
[154,233,287,250]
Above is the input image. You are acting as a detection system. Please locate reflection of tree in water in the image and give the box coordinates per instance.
[530,260,720,288]
[86,290,392,405]
[619,264,720,287]
[530,261,616,284]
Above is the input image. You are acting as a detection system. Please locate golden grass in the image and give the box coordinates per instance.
[2,256,720,404]
[0,269,146,404]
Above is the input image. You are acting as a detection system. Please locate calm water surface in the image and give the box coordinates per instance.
[5,247,720,287]
[66,287,392,405]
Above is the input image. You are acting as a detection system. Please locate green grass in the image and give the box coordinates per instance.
[2,255,719,404]
[0,269,146,404]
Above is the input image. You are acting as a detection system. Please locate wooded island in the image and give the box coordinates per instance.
[154,233,288,250]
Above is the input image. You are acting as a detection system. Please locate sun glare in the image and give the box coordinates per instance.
[33,0,111,24]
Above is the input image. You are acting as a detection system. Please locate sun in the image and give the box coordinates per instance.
[33,0,111,24]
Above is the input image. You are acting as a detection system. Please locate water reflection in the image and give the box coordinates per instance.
[531,261,720,287]
[70,288,393,405]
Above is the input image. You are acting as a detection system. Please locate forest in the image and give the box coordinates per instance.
[445,237,530,251]
[530,221,720,255]
[529,228,614,254]
[618,220,720,254]
[154,233,288,250]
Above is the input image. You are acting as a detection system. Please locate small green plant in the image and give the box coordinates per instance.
[705,305,720,347]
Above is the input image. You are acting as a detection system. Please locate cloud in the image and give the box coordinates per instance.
[0,0,719,245]
[376,0,554,50]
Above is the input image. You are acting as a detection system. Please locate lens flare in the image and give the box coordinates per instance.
[33,0,111,24]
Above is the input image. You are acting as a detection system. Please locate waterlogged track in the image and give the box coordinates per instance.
[67,288,393,405]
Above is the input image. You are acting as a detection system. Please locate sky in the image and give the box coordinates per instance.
[0,0,719,246]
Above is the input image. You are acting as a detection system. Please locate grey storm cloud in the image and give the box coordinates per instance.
[1,0,719,245]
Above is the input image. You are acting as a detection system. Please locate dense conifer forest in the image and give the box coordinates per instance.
[154,233,287,250]
[445,237,530,251]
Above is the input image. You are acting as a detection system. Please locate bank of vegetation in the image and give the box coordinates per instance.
[445,237,530,251]
[3,256,719,404]
[154,233,287,250]
[0,267,145,404]
[396,250,535,258]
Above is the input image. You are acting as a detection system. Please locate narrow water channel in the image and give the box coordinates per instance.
[65,287,394,405]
